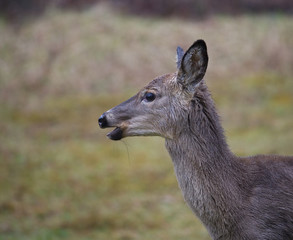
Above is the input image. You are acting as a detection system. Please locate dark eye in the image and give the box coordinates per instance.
[144,92,156,102]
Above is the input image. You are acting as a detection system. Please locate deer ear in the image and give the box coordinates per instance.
[177,40,208,90]
[176,46,185,69]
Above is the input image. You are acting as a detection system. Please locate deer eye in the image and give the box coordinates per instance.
[144,92,156,102]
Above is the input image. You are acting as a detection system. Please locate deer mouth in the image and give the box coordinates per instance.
[107,127,123,141]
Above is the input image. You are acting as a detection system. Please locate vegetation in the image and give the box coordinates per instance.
[0,3,292,239]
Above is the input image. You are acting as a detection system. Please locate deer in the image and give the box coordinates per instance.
[98,40,293,240]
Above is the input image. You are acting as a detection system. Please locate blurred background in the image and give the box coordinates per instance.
[0,1,293,239]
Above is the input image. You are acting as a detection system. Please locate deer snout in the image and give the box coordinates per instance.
[99,111,125,141]
[98,113,108,128]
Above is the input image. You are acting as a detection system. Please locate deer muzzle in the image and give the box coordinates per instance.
[98,111,129,141]
[98,95,138,140]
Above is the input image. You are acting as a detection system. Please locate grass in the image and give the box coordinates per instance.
[0,3,293,239]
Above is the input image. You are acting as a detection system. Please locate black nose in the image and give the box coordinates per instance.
[98,113,108,128]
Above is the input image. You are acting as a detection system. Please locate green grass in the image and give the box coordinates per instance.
[0,3,293,240]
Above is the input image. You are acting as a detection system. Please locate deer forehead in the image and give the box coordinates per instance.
[136,72,190,109]
[143,73,179,93]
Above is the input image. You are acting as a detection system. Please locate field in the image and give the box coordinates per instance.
[0,3,293,239]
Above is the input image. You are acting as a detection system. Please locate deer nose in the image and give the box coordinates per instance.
[98,113,108,128]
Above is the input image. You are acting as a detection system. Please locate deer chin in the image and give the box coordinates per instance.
[107,127,124,141]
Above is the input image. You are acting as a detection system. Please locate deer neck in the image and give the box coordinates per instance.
[165,89,244,238]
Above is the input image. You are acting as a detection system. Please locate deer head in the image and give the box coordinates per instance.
[98,40,208,140]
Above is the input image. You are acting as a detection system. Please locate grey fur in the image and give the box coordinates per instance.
[99,40,293,240]
[176,46,185,69]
